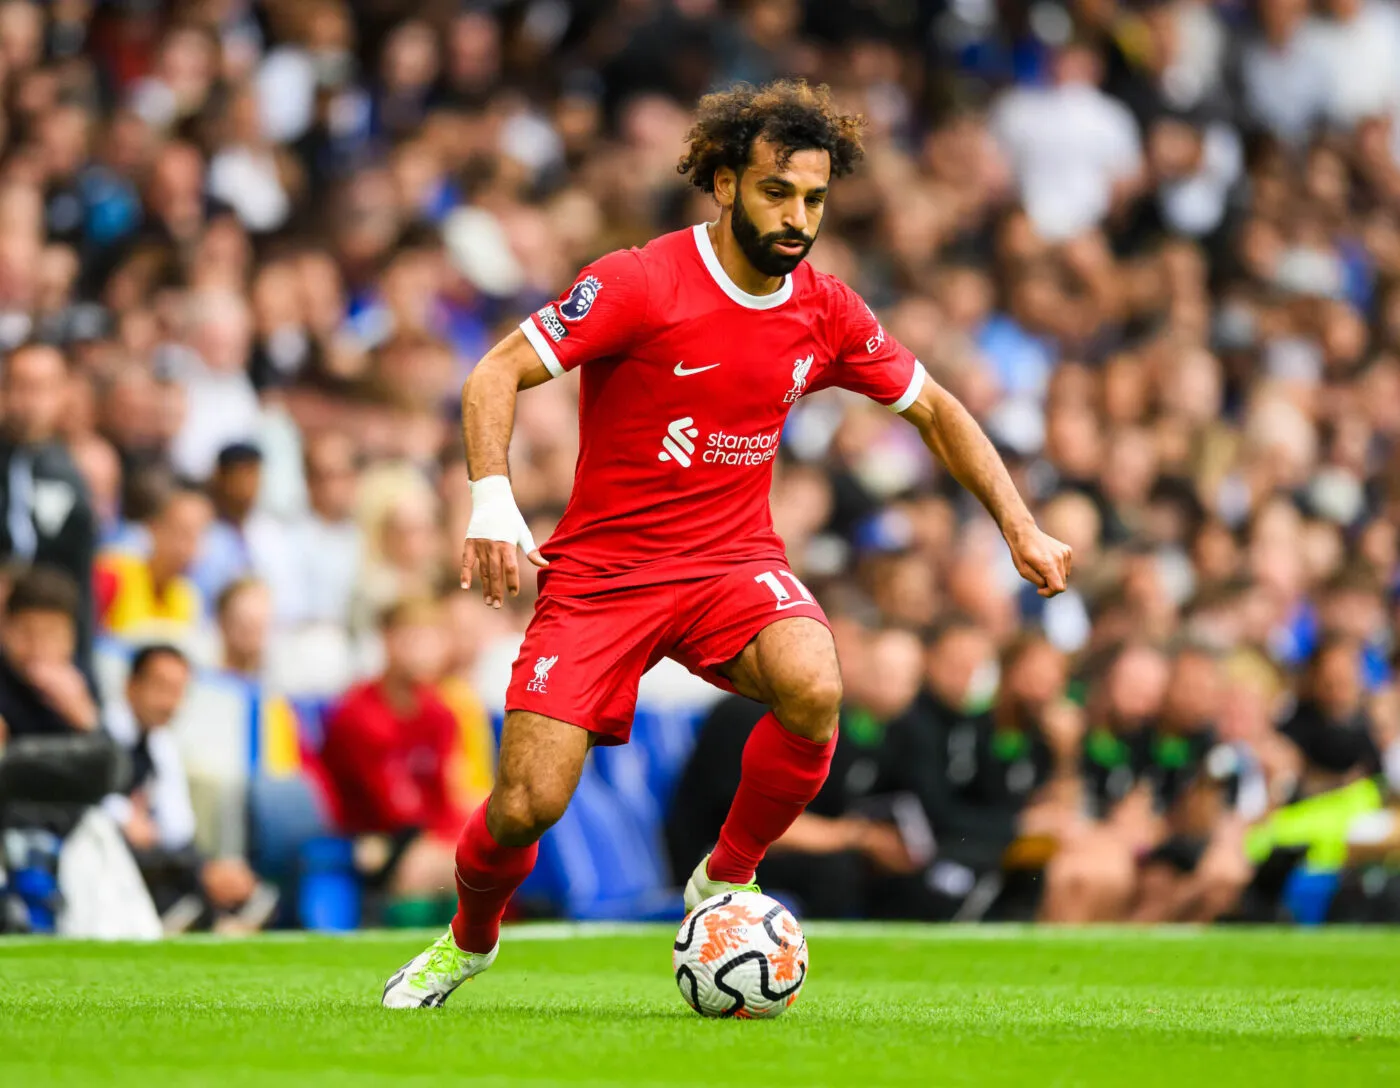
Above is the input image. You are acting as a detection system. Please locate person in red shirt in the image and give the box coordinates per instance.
[384,80,1073,1008]
[316,598,466,898]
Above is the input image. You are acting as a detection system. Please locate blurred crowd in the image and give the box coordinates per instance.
[1,0,1400,931]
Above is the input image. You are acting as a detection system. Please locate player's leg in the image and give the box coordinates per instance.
[383,710,590,1008]
[452,710,592,950]
[385,585,663,1008]
[690,615,844,901]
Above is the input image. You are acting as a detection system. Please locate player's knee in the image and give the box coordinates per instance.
[489,782,570,846]
[772,670,842,742]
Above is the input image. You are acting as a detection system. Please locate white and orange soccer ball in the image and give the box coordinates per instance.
[672,891,808,1019]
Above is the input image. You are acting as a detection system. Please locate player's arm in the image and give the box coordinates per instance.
[900,377,1072,598]
[831,284,1070,597]
[460,250,648,607]
[459,328,552,608]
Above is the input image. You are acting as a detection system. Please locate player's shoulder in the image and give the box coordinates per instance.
[629,226,704,282]
[792,263,866,340]
[796,262,861,309]
[577,228,699,296]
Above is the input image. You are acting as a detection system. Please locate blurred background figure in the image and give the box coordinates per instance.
[0,344,97,674]
[305,599,479,925]
[103,644,276,934]
[0,566,99,737]
[96,484,209,644]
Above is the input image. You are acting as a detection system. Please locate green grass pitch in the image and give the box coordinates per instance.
[3,925,1399,1086]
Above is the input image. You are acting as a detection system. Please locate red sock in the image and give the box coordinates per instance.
[450,800,538,953]
[707,712,836,883]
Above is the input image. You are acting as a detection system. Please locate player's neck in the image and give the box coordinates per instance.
[707,220,786,298]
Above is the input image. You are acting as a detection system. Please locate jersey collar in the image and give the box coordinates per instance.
[692,223,793,310]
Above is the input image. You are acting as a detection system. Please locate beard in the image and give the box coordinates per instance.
[730,189,814,277]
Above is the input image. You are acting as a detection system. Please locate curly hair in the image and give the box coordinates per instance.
[677,80,866,193]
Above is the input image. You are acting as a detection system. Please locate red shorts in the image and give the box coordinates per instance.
[506,559,830,744]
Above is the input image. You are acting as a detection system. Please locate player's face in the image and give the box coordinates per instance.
[727,139,829,277]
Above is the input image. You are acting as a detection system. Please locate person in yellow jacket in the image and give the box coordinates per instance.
[96,487,212,641]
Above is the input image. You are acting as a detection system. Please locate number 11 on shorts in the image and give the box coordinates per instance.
[754,569,816,610]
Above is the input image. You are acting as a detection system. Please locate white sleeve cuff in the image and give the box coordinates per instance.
[519,318,565,379]
[888,360,927,413]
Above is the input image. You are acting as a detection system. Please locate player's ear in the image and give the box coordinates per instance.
[713,166,737,209]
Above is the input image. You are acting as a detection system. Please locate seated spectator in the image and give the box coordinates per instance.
[95,484,210,642]
[1132,645,1254,923]
[190,443,299,624]
[350,472,443,636]
[286,431,363,629]
[216,576,273,680]
[666,619,923,918]
[307,598,471,910]
[0,566,100,738]
[102,644,276,933]
[213,576,304,778]
[1280,635,1390,798]
[166,288,262,482]
[874,619,1013,919]
[876,627,1100,922]
[1045,642,1172,923]
[994,636,1132,925]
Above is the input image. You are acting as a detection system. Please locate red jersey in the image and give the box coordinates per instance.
[313,681,467,838]
[519,224,925,595]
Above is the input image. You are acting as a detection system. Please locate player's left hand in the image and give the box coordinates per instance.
[1004,521,1073,598]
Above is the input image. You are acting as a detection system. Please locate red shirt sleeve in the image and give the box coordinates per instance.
[827,281,926,411]
[519,248,649,377]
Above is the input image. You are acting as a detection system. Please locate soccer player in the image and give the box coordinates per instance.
[383,80,1072,1008]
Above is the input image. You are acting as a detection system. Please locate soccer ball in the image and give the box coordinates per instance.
[672,891,807,1019]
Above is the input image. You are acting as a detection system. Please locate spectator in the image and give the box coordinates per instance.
[308,598,470,904]
[96,485,210,641]
[191,442,298,623]
[1281,635,1389,798]
[0,342,97,672]
[351,471,442,635]
[0,565,99,737]
[285,430,362,628]
[165,288,261,481]
[873,618,1013,920]
[990,38,1143,241]
[102,644,276,932]
[215,577,272,680]
[667,614,923,919]
[1133,645,1254,923]
[1237,0,1330,147]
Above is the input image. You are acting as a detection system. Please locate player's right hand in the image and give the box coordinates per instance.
[462,475,548,608]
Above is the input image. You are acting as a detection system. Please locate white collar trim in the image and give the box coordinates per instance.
[692,223,793,310]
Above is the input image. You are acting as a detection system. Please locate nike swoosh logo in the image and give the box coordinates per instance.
[774,599,818,611]
[674,361,721,376]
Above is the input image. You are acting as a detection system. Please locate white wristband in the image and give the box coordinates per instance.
[467,475,538,553]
